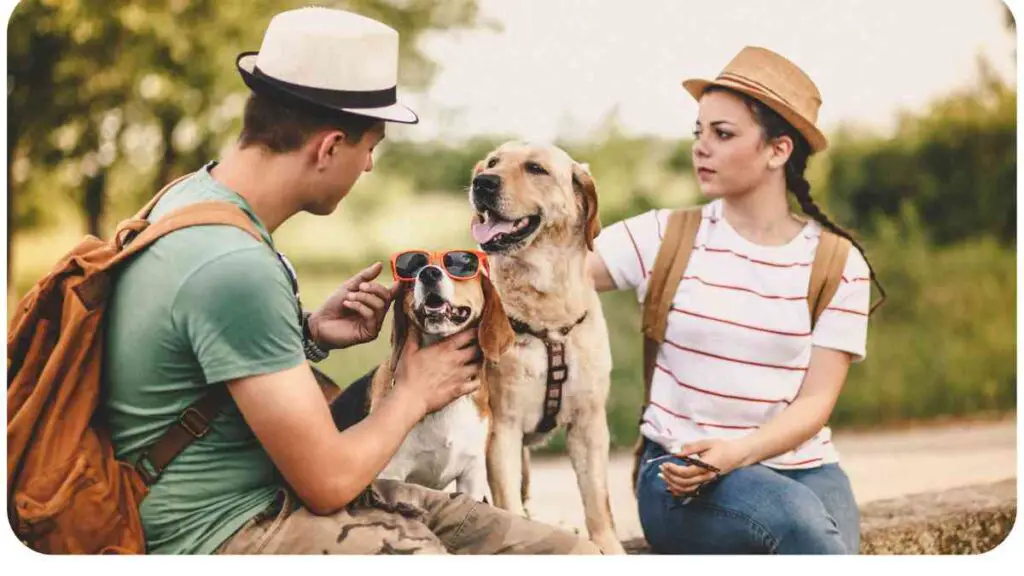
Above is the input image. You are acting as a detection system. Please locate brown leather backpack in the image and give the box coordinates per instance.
[7,175,264,554]
[630,207,852,489]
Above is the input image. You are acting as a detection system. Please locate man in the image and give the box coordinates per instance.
[103,7,600,555]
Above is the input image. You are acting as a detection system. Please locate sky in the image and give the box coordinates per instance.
[390,0,1017,143]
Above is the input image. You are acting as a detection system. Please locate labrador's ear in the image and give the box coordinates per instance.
[478,274,516,363]
[389,282,411,372]
[572,163,601,251]
[470,160,488,233]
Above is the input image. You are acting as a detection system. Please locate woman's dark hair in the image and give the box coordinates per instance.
[705,85,885,314]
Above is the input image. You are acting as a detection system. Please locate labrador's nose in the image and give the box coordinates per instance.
[418,265,443,286]
[472,174,502,200]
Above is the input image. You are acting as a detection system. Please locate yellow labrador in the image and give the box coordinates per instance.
[468,141,623,554]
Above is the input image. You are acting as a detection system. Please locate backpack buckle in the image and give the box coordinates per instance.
[179,407,212,438]
[134,455,159,486]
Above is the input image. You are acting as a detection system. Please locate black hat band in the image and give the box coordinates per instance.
[251,64,397,109]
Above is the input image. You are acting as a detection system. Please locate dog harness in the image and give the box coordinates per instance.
[508,311,589,436]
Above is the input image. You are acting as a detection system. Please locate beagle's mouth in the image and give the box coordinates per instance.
[417,292,472,325]
[472,209,542,253]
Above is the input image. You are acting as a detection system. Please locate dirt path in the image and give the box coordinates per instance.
[521,416,1018,541]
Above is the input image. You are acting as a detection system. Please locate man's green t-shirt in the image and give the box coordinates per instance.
[103,163,306,554]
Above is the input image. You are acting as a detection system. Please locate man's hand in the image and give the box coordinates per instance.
[392,327,483,416]
[310,262,397,350]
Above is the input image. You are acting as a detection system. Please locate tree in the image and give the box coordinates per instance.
[824,60,1016,246]
[7,0,485,288]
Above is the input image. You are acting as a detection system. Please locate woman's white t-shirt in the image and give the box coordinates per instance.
[594,199,871,469]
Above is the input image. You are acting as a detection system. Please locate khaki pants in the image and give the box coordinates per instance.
[216,479,602,555]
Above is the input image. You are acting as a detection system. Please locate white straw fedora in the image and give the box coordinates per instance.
[682,46,827,152]
[237,7,418,124]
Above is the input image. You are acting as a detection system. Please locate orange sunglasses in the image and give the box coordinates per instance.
[389,249,490,282]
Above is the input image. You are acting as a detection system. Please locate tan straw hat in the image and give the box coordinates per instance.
[682,46,827,152]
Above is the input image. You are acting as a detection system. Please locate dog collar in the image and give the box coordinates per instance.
[507,312,588,340]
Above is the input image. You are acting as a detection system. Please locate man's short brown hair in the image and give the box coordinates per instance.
[238,91,382,153]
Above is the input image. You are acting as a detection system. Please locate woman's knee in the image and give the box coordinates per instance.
[765,492,848,554]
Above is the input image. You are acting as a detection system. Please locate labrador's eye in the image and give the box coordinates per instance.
[524,161,548,176]
[487,156,499,169]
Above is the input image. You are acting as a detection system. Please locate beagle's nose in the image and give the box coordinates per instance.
[472,174,502,197]
[418,265,443,286]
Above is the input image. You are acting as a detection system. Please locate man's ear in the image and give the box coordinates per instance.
[315,131,346,170]
[572,163,601,251]
[478,274,515,363]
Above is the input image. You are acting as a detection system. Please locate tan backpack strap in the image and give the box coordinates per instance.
[632,207,702,491]
[112,201,264,265]
[807,229,853,330]
[640,208,703,386]
[134,386,231,486]
[114,199,265,486]
[131,172,195,220]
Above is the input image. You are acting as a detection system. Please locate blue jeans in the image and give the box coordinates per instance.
[636,438,860,554]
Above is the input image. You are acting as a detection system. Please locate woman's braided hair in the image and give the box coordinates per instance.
[705,86,886,313]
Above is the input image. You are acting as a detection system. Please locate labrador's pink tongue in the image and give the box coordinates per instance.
[472,217,515,244]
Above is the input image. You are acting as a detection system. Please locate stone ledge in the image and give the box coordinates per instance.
[622,478,1017,555]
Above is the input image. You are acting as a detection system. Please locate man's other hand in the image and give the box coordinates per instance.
[311,261,396,350]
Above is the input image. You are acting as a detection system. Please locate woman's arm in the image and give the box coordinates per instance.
[733,346,851,466]
[660,346,852,495]
[587,251,618,292]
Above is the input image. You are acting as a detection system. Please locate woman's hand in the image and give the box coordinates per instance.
[659,438,752,497]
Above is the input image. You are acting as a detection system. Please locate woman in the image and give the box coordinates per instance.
[588,46,884,554]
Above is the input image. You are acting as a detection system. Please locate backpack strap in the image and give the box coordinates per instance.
[807,228,852,329]
[134,386,232,485]
[112,183,267,487]
[631,207,702,490]
[130,172,194,220]
[113,200,263,264]
[640,208,703,404]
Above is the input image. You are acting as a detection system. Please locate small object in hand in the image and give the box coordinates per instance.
[648,452,721,474]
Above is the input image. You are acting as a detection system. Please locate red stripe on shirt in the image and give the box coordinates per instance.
[825,306,868,317]
[842,276,870,283]
[655,212,664,240]
[656,364,791,404]
[672,307,812,337]
[649,401,759,430]
[664,337,809,372]
[773,457,824,467]
[697,245,812,269]
[623,220,647,278]
[680,275,807,301]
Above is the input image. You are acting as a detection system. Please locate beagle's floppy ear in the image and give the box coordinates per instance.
[572,163,601,251]
[478,274,516,363]
[389,282,411,373]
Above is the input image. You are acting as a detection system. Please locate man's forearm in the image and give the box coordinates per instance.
[328,386,426,503]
